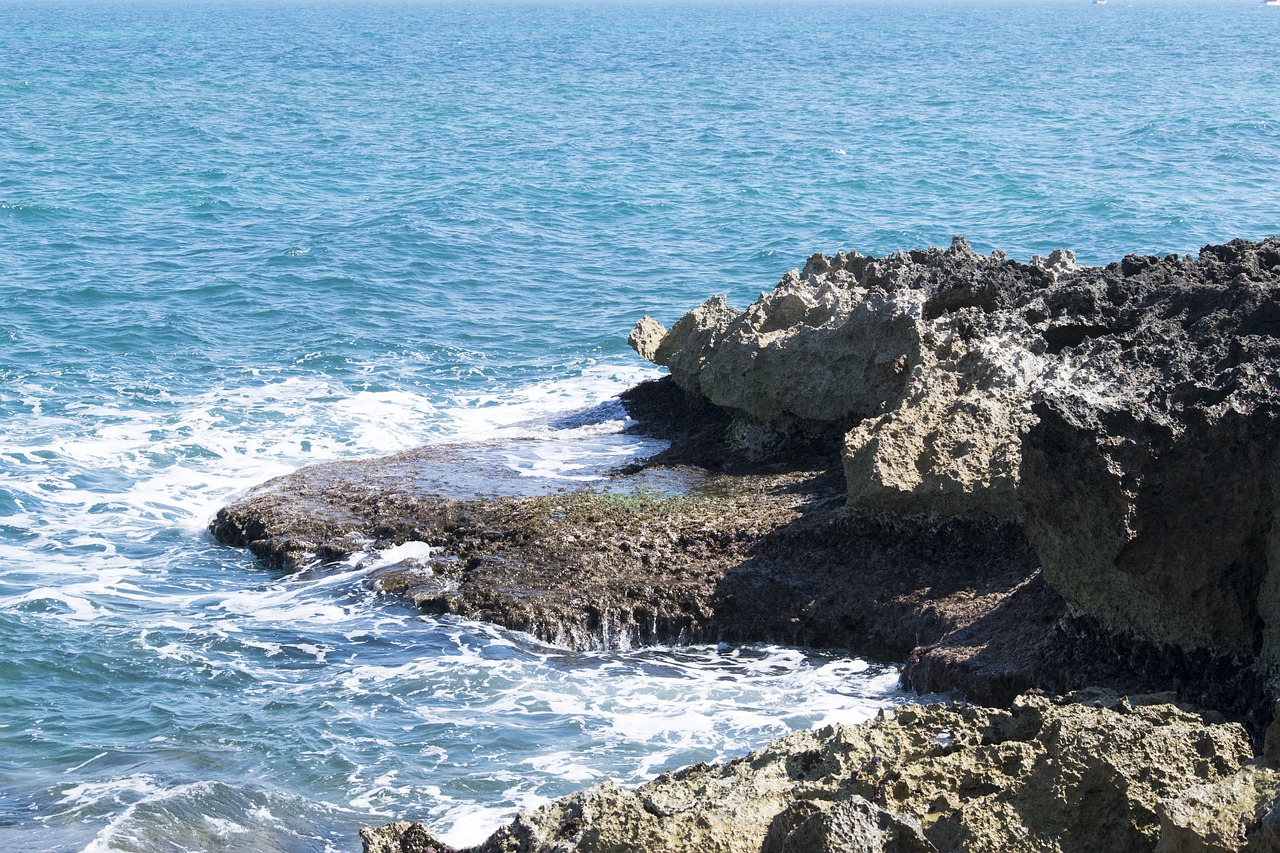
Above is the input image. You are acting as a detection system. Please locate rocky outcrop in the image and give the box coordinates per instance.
[362,692,1276,853]
[209,237,1280,852]
[210,426,1041,661]
[633,237,1280,687]
[631,239,1065,520]
[1017,241,1280,671]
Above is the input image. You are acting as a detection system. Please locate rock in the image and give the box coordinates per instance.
[210,443,1041,659]
[209,238,1280,853]
[762,795,934,853]
[631,237,1048,521]
[1017,239,1280,669]
[1156,766,1280,853]
[394,693,1266,853]
[638,276,922,428]
[627,315,667,362]
[841,319,1042,520]
[361,822,458,853]
[634,237,1280,686]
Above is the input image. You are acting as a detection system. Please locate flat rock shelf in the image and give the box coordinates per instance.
[213,239,1280,852]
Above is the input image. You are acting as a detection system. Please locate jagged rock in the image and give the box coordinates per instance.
[631,237,1049,520]
[1018,239,1280,668]
[374,693,1269,853]
[361,822,458,853]
[634,237,1280,676]
[841,319,1042,520]
[635,274,923,427]
[627,315,666,362]
[1156,765,1280,852]
[209,239,1280,853]
[761,795,934,853]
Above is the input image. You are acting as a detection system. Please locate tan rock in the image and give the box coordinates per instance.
[370,693,1267,853]
[627,315,667,362]
[1156,766,1280,852]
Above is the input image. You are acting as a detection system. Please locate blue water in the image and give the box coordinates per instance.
[2,0,1279,850]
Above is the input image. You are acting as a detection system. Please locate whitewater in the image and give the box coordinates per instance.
[2,0,1279,850]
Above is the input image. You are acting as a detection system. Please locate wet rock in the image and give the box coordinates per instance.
[361,822,458,853]
[211,238,1280,852]
[386,693,1268,853]
[211,447,1040,658]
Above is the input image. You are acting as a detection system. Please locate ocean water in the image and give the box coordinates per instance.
[2,0,1279,850]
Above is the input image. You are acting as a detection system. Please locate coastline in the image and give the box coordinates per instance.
[212,238,1280,851]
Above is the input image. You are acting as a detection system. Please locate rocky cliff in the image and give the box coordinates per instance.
[211,237,1280,852]
[633,237,1280,693]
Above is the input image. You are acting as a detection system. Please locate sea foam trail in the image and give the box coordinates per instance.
[0,360,918,853]
[0,362,658,616]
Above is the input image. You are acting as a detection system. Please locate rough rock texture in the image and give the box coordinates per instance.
[633,237,1280,681]
[210,424,1040,660]
[210,238,1280,851]
[632,240,1068,520]
[362,693,1274,853]
[1017,242,1280,668]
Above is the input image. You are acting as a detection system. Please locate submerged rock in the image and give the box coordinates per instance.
[362,693,1273,853]
[210,437,1040,660]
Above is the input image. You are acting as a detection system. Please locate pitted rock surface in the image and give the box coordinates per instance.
[633,237,1280,677]
[363,693,1274,853]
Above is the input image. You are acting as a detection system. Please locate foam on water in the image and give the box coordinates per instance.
[0,361,658,609]
[0,351,919,851]
[7,0,1277,848]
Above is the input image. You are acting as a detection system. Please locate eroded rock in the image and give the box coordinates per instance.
[632,237,1048,521]
[364,694,1273,853]
[633,237,1280,683]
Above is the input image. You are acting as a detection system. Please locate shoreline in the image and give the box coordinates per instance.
[212,237,1280,851]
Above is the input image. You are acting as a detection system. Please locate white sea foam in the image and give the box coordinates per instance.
[1,359,916,853]
[0,361,659,623]
[361,541,436,571]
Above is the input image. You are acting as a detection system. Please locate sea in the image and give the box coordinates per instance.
[1,0,1278,850]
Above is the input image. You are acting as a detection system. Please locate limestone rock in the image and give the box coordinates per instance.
[361,822,458,853]
[1017,239,1280,666]
[1156,766,1280,853]
[634,237,1280,670]
[381,693,1268,853]
[632,269,924,427]
[842,324,1042,519]
[762,795,934,853]
[627,315,667,362]
[630,237,1050,520]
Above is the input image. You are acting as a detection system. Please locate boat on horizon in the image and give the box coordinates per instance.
[1266,0,1280,7]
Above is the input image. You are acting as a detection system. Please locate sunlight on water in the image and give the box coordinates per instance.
[2,0,1278,849]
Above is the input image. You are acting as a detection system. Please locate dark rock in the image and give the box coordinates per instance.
[360,822,457,853]
[210,237,1280,850]
[211,448,1040,658]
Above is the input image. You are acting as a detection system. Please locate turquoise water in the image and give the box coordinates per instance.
[2,1,1279,850]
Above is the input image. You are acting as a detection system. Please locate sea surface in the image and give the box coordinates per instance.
[2,0,1278,850]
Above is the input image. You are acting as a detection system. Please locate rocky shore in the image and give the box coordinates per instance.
[212,237,1280,851]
